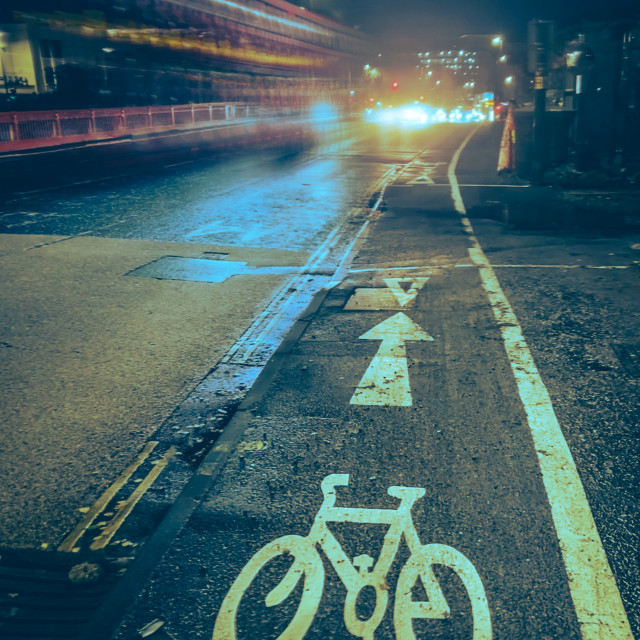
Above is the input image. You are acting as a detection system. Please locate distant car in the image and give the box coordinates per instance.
[448,108,486,123]
[364,105,429,127]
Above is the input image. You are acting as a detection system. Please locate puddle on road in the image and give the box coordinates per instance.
[126,257,298,283]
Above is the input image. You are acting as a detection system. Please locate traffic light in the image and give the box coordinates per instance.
[391,81,399,90]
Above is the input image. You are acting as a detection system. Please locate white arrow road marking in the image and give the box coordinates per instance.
[383,278,429,307]
[350,313,433,406]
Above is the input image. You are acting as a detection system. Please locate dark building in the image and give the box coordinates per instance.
[416,48,488,104]
[563,20,640,164]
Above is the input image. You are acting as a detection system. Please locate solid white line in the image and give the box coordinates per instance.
[164,160,194,168]
[449,132,633,639]
[349,266,433,273]
[491,264,630,270]
[389,183,530,188]
[458,183,530,187]
[349,264,631,273]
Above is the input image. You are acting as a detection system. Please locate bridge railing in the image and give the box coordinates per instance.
[0,102,267,152]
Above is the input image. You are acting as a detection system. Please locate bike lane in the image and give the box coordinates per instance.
[109,129,631,640]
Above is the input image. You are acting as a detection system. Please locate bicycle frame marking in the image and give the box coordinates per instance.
[213,474,492,640]
[311,474,425,594]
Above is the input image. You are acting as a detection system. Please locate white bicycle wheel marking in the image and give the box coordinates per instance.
[213,474,491,640]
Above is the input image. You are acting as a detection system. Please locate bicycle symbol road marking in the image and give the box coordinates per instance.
[213,474,492,640]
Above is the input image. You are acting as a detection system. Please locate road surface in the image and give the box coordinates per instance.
[0,122,638,640]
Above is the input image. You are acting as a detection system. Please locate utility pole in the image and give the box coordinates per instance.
[532,71,546,185]
[566,37,595,170]
[528,20,555,185]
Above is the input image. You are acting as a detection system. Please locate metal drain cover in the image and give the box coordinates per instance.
[127,257,297,283]
[0,548,118,640]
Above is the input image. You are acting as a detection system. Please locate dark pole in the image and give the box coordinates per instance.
[574,73,587,170]
[532,70,546,185]
[613,28,630,165]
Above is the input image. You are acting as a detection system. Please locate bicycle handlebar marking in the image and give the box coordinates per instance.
[213,474,492,640]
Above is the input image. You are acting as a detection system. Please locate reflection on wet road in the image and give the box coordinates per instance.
[1,129,447,251]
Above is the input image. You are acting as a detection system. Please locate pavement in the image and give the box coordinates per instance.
[0,232,316,549]
[72,125,640,640]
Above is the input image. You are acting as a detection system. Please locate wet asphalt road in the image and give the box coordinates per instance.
[1,122,639,640]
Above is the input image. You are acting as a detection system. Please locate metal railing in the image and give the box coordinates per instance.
[0,102,265,152]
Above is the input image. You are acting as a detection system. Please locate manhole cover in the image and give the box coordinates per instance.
[127,257,297,283]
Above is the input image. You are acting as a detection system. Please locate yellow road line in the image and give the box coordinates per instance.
[58,441,158,553]
[90,447,177,551]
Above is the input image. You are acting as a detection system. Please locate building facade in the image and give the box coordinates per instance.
[0,0,372,111]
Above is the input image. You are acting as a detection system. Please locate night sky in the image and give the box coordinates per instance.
[334,0,638,51]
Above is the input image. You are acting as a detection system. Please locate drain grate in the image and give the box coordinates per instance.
[0,548,118,640]
[611,343,640,378]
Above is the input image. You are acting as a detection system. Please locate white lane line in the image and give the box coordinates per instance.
[349,264,631,273]
[453,183,530,188]
[325,219,372,288]
[389,183,530,188]
[449,131,634,639]
[325,169,399,288]
[220,224,342,365]
[491,264,631,270]
[349,266,437,273]
[164,160,194,168]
